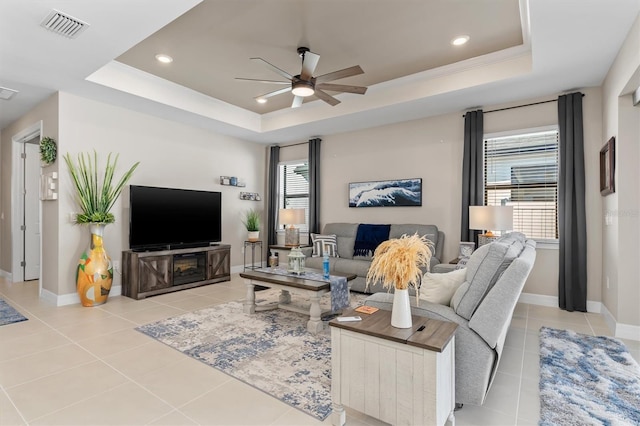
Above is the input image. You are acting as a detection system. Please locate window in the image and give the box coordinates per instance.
[278,161,309,232]
[484,128,559,241]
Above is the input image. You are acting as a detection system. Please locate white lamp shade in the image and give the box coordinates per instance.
[469,206,513,231]
[279,208,305,225]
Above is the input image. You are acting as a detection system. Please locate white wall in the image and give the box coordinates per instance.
[56,93,266,298]
[601,12,640,330]
[0,93,60,294]
[320,89,604,301]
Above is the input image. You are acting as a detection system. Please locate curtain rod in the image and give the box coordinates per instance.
[485,98,557,114]
[463,93,584,117]
[278,137,320,148]
[279,141,308,148]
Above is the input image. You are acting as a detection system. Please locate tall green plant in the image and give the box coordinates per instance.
[242,209,260,231]
[64,151,139,224]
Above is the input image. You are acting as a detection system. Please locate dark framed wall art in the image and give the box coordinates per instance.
[600,137,615,196]
[349,178,422,207]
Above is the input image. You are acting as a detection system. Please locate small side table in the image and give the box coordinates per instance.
[329,309,457,426]
[244,240,262,271]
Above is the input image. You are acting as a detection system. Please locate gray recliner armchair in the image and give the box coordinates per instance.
[364,233,536,406]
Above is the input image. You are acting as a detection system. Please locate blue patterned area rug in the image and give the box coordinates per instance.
[539,327,640,425]
[136,291,365,421]
[0,298,28,326]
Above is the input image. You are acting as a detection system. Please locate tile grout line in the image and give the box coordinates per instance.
[0,382,29,425]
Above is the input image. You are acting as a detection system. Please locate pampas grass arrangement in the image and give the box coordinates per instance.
[366,233,434,292]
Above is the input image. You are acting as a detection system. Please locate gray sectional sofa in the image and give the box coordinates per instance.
[303,222,444,293]
[364,232,536,406]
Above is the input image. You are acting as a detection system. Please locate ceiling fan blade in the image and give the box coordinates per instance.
[314,89,341,106]
[316,83,367,94]
[315,65,364,84]
[235,78,290,85]
[256,86,291,100]
[300,51,320,81]
[291,96,304,108]
[250,57,294,81]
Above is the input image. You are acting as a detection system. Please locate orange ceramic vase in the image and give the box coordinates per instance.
[76,224,113,307]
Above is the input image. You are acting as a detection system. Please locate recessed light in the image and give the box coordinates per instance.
[451,35,470,46]
[155,54,173,64]
[256,98,267,104]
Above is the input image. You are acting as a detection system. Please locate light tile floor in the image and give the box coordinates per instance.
[1,275,638,426]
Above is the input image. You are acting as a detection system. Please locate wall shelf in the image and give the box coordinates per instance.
[240,191,261,201]
[219,176,246,187]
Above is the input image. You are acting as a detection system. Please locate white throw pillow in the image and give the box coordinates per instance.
[420,268,467,305]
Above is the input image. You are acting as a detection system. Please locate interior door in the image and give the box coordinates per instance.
[23,141,40,281]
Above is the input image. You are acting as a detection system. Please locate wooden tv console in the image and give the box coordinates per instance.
[122,244,231,299]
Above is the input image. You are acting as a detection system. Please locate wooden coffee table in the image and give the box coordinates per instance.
[239,268,356,333]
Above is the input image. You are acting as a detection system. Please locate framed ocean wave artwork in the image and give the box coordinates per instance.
[349,178,422,207]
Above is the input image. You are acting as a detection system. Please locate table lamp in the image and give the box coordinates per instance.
[279,208,305,246]
[469,206,513,246]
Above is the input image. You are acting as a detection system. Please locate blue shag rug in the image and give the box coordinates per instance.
[539,326,640,425]
[0,298,28,326]
[136,291,366,421]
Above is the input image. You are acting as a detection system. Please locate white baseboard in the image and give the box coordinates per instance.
[520,292,639,341]
[0,269,12,280]
[41,285,122,307]
[616,323,640,341]
[518,292,601,313]
[600,303,640,341]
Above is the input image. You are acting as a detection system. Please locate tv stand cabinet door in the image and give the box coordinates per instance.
[138,255,172,295]
[208,247,230,280]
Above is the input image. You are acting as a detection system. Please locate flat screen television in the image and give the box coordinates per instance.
[129,185,222,251]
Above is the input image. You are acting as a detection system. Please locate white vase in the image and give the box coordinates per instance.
[247,231,259,241]
[391,288,412,328]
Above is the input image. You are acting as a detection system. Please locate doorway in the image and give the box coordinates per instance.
[11,122,42,283]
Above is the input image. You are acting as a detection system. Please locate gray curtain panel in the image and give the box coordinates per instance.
[308,138,321,234]
[461,110,484,244]
[267,145,280,247]
[558,92,587,312]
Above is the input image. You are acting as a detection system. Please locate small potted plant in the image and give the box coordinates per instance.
[366,233,434,328]
[243,209,260,241]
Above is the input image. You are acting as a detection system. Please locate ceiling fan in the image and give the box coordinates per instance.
[236,47,367,108]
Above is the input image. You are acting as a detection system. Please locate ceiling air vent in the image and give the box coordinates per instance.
[40,10,89,39]
[0,87,19,101]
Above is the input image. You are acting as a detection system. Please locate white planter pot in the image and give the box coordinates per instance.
[391,288,412,328]
[247,231,259,242]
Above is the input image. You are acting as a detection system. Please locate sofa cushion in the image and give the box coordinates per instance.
[452,240,521,319]
[310,234,339,257]
[420,268,467,305]
[390,224,438,248]
[334,258,371,279]
[322,223,358,259]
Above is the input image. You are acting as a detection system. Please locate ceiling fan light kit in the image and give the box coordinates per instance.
[237,47,367,108]
[291,80,314,97]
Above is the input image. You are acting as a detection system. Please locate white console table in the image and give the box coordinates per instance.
[329,309,457,426]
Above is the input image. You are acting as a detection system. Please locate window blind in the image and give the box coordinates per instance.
[278,161,309,232]
[484,129,559,240]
